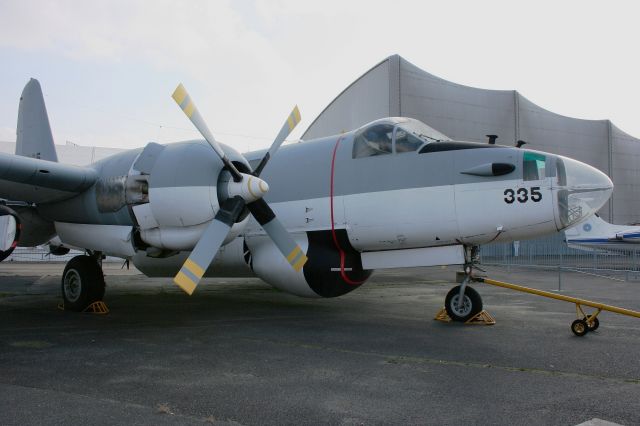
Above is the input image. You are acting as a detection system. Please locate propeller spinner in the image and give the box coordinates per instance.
[171,84,306,294]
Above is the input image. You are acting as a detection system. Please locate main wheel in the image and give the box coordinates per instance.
[571,319,589,337]
[61,255,105,312]
[445,285,483,322]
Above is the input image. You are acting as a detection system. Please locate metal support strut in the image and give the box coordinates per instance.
[458,246,479,310]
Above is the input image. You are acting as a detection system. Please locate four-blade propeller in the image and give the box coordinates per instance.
[171,84,307,294]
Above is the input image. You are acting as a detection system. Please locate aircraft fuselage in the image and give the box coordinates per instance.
[33,117,613,297]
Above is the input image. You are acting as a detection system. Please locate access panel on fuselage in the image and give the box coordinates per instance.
[340,140,459,251]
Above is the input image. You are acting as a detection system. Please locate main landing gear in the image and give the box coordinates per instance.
[61,253,106,312]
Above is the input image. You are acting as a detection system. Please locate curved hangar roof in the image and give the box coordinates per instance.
[302,55,640,224]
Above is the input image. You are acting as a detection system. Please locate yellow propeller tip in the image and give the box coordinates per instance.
[174,272,197,295]
[172,83,188,105]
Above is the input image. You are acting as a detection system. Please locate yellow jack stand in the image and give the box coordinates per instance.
[434,308,496,325]
[57,301,109,314]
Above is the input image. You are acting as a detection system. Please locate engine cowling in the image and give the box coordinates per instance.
[128,141,251,252]
[57,140,254,258]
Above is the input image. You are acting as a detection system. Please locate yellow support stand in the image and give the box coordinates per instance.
[434,308,496,325]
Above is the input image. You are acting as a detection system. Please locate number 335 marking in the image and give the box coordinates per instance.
[504,187,542,204]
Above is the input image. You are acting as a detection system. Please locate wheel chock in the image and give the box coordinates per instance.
[434,308,496,325]
[83,301,109,314]
[57,301,109,314]
[466,310,496,325]
[434,308,452,322]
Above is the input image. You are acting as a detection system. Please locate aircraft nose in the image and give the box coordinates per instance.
[554,155,613,230]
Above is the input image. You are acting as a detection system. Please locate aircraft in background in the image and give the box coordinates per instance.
[0,78,613,322]
[565,215,640,250]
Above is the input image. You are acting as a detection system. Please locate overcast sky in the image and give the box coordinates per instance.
[0,0,638,152]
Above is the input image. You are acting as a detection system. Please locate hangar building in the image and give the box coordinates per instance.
[303,55,640,225]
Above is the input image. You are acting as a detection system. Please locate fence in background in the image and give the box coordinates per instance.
[4,247,122,263]
[479,233,640,282]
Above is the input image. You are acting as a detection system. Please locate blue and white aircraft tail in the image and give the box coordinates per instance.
[564,215,640,250]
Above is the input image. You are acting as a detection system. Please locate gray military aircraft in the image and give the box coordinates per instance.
[0,79,614,321]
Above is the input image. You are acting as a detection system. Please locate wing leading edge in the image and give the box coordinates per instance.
[0,152,97,204]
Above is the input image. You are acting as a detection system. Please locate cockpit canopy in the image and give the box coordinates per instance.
[352,118,451,159]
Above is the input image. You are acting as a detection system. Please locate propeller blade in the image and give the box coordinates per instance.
[172,83,243,182]
[253,105,301,176]
[247,198,308,272]
[173,197,245,295]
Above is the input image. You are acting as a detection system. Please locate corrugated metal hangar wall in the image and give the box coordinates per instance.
[303,55,640,225]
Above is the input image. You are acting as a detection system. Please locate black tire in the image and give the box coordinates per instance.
[445,285,483,322]
[61,255,105,312]
[571,319,589,337]
[586,316,600,331]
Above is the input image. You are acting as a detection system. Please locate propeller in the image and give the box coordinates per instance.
[170,84,306,295]
[253,105,300,176]
[172,84,244,182]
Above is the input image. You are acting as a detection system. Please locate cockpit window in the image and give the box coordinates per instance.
[352,124,394,158]
[394,128,424,153]
[396,119,449,143]
[523,152,546,181]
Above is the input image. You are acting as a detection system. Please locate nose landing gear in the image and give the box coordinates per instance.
[445,284,483,322]
[440,245,491,323]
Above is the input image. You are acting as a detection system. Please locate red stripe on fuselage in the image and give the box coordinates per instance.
[330,137,366,285]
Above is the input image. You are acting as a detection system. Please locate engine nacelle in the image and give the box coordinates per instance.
[123,141,251,252]
[55,222,136,258]
[247,230,373,298]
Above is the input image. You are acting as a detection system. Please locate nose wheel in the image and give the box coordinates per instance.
[445,284,483,322]
[444,248,484,322]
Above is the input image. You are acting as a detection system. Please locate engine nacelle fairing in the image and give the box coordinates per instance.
[246,229,372,298]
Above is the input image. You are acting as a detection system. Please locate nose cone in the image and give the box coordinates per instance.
[555,155,613,230]
[226,173,270,203]
[250,176,269,197]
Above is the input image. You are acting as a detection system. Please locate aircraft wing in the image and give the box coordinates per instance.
[0,152,97,204]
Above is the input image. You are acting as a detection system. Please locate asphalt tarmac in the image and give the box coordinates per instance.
[0,263,638,425]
